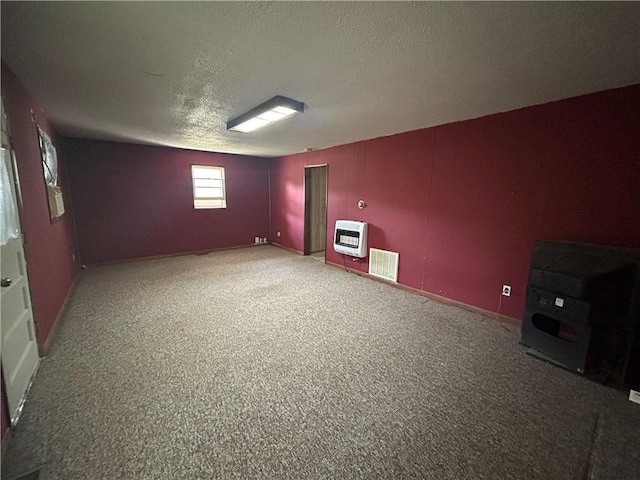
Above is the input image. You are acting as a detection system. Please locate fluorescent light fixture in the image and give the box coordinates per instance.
[227,96,304,133]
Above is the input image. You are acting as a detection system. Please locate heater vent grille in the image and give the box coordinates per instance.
[369,248,399,282]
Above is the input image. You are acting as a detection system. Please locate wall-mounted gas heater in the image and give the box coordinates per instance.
[334,220,368,258]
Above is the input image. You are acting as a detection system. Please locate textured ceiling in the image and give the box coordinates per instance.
[2,2,639,158]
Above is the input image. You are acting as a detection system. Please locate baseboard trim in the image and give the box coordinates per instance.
[41,272,81,356]
[325,259,520,327]
[272,242,303,255]
[84,243,268,268]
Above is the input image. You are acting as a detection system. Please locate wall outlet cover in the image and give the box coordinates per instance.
[502,285,511,296]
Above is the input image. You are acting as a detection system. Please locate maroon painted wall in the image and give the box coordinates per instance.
[63,139,270,265]
[1,63,79,436]
[1,64,80,343]
[270,85,640,321]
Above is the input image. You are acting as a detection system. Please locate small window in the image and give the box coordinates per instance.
[191,165,226,209]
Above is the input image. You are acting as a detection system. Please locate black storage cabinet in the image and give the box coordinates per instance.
[521,241,640,387]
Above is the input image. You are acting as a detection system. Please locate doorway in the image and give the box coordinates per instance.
[303,165,328,259]
[1,98,40,427]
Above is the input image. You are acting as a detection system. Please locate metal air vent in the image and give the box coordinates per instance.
[369,248,399,282]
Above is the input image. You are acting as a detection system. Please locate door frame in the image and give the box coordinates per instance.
[1,96,40,427]
[303,164,328,256]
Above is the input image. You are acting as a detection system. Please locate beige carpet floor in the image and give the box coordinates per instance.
[3,245,639,479]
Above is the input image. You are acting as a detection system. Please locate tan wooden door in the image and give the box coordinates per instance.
[308,166,327,253]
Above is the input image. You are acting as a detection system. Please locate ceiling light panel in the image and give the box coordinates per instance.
[227,96,304,133]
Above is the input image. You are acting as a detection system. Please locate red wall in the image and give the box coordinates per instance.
[63,139,270,265]
[270,85,640,320]
[1,64,79,344]
[1,63,79,436]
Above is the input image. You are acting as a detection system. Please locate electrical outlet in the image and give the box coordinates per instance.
[277,231,281,237]
[502,285,511,296]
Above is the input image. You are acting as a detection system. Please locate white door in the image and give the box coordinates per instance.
[1,99,40,426]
